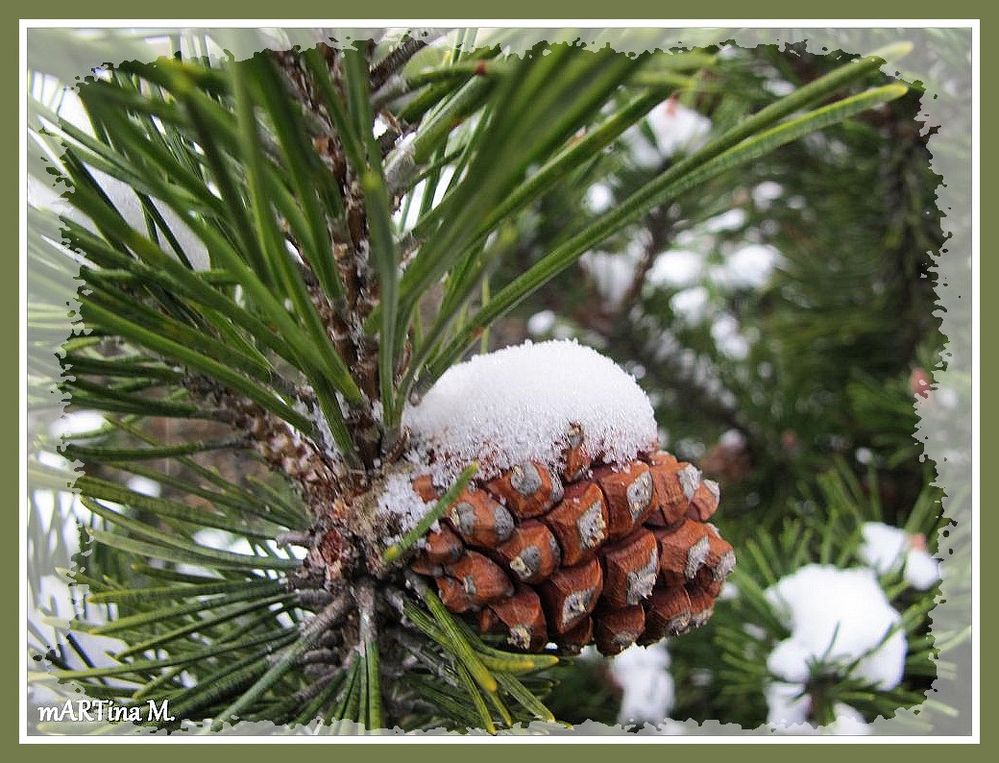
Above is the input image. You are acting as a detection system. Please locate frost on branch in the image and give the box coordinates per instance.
[403,339,659,486]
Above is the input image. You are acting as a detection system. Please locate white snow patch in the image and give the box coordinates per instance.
[670,286,710,323]
[765,564,906,691]
[703,208,748,234]
[713,244,780,289]
[766,682,871,734]
[903,548,941,591]
[828,703,872,735]
[710,313,750,360]
[585,183,614,214]
[49,410,106,439]
[404,340,658,484]
[527,309,557,336]
[858,521,941,591]
[126,475,161,498]
[717,580,739,600]
[647,101,712,158]
[581,244,643,308]
[646,249,703,289]
[623,101,711,169]
[376,470,433,537]
[720,428,747,449]
[765,681,809,727]
[626,134,663,170]
[764,79,796,97]
[610,643,675,725]
[752,181,784,209]
[858,522,907,573]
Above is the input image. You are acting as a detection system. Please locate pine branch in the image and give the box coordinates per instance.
[27,33,944,735]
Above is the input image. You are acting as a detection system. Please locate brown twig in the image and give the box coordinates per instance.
[370,36,431,90]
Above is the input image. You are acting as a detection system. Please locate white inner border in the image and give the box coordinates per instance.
[18,18,981,745]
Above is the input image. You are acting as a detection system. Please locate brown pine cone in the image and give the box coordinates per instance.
[409,436,734,656]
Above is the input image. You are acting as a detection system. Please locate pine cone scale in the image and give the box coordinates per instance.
[542,557,604,634]
[543,482,608,565]
[494,520,561,583]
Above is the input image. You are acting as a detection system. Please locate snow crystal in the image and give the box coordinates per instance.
[610,643,675,725]
[859,521,941,591]
[404,340,658,484]
[764,564,906,691]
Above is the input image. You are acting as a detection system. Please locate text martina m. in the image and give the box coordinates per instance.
[37,698,175,723]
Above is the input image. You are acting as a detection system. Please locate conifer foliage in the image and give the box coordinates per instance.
[25,30,953,734]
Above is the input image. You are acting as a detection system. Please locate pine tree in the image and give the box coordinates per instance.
[26,30,956,735]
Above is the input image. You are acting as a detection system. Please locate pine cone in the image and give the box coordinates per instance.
[408,438,734,656]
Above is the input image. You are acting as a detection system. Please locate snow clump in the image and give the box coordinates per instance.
[763,564,907,733]
[610,643,675,726]
[403,340,659,486]
[858,521,940,591]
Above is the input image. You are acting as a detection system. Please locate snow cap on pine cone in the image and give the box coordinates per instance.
[403,339,659,485]
[377,339,733,657]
